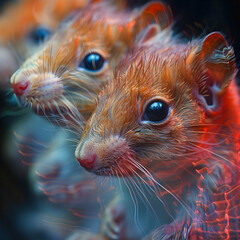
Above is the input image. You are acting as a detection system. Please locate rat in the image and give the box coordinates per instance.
[75,31,240,239]
[10,0,172,129]
[8,2,172,238]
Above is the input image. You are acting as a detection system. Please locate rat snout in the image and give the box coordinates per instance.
[10,69,31,96]
[12,81,30,96]
[11,67,62,100]
[77,154,98,170]
[75,138,99,171]
[75,135,133,176]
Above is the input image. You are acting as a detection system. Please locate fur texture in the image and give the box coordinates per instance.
[76,32,240,239]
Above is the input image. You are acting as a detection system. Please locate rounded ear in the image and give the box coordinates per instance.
[128,2,173,41]
[200,32,236,90]
[135,24,160,45]
[137,2,173,29]
[189,32,236,115]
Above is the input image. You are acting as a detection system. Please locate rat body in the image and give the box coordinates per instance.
[76,32,240,239]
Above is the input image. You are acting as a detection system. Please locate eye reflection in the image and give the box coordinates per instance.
[79,53,105,72]
[142,100,170,123]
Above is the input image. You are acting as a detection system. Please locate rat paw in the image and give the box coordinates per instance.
[99,196,127,240]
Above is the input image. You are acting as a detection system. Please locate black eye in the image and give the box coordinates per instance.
[29,26,52,44]
[79,53,105,72]
[143,100,170,123]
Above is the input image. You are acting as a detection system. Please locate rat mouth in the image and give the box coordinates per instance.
[93,165,118,176]
[15,93,70,120]
[14,83,65,112]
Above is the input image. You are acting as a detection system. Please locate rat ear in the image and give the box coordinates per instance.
[190,32,236,114]
[135,24,160,45]
[128,2,173,41]
[137,2,173,29]
[88,0,127,9]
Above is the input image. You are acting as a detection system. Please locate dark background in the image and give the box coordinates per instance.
[0,0,239,239]
[129,0,240,84]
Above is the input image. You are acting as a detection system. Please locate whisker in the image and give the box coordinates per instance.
[124,176,144,235]
[125,165,163,225]
[189,142,240,169]
[127,157,196,220]
[126,160,175,221]
[116,163,139,226]
[187,130,234,139]
[114,170,124,198]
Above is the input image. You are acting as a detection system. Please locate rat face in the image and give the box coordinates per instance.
[75,32,237,179]
[11,20,120,122]
[75,47,201,176]
[10,1,172,127]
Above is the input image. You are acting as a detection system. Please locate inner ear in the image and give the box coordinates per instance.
[135,24,160,45]
[196,32,236,114]
[139,2,173,29]
[129,2,173,38]
[89,0,127,10]
[199,73,216,109]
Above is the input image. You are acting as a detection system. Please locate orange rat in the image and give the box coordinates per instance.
[10,0,172,128]
[75,31,240,239]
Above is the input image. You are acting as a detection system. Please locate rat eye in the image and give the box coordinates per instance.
[29,26,52,44]
[142,100,170,123]
[79,53,105,72]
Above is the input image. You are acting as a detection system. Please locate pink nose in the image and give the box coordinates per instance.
[12,81,29,96]
[77,154,97,170]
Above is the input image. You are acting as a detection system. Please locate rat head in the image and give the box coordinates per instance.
[10,1,172,127]
[75,32,236,178]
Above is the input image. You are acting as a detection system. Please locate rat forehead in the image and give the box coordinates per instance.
[55,3,133,43]
[65,2,132,32]
[97,45,197,106]
[55,14,124,44]
[115,47,190,89]
[70,2,133,25]
[48,25,112,57]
